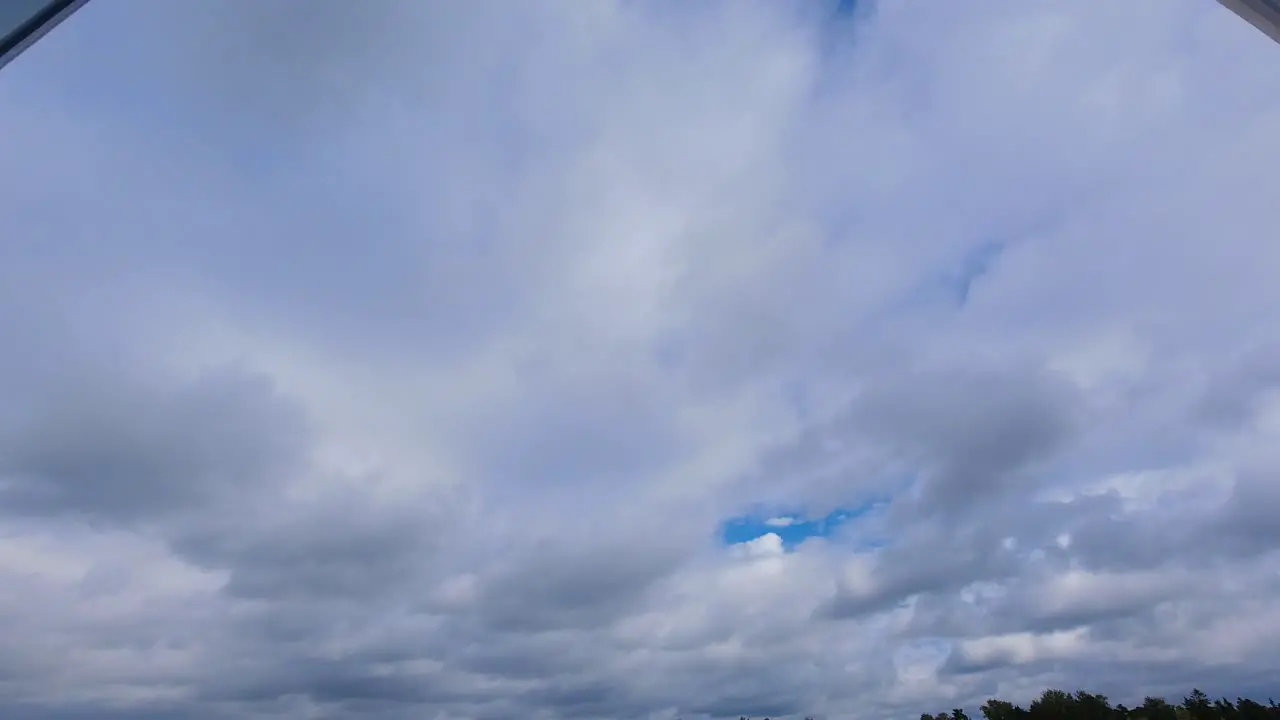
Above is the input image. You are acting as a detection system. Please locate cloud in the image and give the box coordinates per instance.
[0,366,308,525]
[1,0,1279,718]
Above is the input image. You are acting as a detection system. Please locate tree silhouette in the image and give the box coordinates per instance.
[921,686,1279,720]
[737,687,1279,720]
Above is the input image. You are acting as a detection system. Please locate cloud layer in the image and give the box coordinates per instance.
[2,1,1279,718]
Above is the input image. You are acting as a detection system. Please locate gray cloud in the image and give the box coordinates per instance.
[0,367,308,525]
[174,494,436,602]
[849,365,1081,516]
[1,0,1280,718]
[468,537,688,634]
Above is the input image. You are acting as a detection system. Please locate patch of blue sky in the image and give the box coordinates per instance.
[833,0,871,20]
[720,500,888,551]
[867,239,1009,321]
[951,240,1005,308]
[811,0,876,97]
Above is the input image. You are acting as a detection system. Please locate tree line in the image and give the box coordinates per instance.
[924,688,1279,720]
[734,687,1280,720]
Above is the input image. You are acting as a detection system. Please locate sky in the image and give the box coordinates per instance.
[1,1,1279,718]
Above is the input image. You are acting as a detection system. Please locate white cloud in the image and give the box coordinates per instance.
[735,532,786,559]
